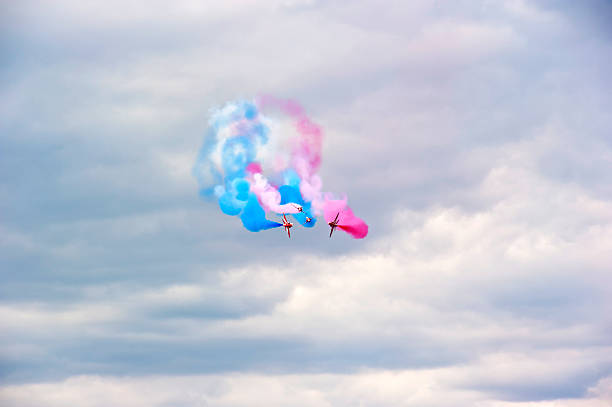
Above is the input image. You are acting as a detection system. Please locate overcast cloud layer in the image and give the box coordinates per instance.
[1,1,611,406]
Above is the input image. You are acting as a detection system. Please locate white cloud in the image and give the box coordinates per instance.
[3,129,610,404]
[1,1,611,405]
[1,371,611,407]
[501,0,562,24]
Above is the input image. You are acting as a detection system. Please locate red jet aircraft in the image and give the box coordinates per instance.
[281,214,293,238]
[328,212,340,238]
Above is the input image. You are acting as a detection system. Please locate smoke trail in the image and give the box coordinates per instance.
[323,199,368,239]
[241,194,282,232]
[193,97,368,238]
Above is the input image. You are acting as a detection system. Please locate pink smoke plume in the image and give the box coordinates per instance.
[323,198,369,239]
[256,95,323,203]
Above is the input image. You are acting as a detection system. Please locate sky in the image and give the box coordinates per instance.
[1,0,611,406]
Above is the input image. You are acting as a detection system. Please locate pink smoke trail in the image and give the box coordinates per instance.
[323,198,369,239]
[256,95,323,204]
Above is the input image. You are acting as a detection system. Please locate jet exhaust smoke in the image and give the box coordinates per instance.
[193,96,368,238]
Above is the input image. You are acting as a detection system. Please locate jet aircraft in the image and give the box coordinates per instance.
[281,214,293,238]
[328,212,340,238]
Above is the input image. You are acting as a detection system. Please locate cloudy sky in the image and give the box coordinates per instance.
[1,0,612,406]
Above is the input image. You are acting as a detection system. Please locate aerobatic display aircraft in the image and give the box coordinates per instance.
[328,212,340,238]
[281,214,293,238]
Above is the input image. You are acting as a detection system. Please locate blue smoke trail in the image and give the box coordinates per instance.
[240,194,282,232]
[193,100,286,231]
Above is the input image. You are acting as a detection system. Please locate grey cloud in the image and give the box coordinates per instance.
[1,0,612,405]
